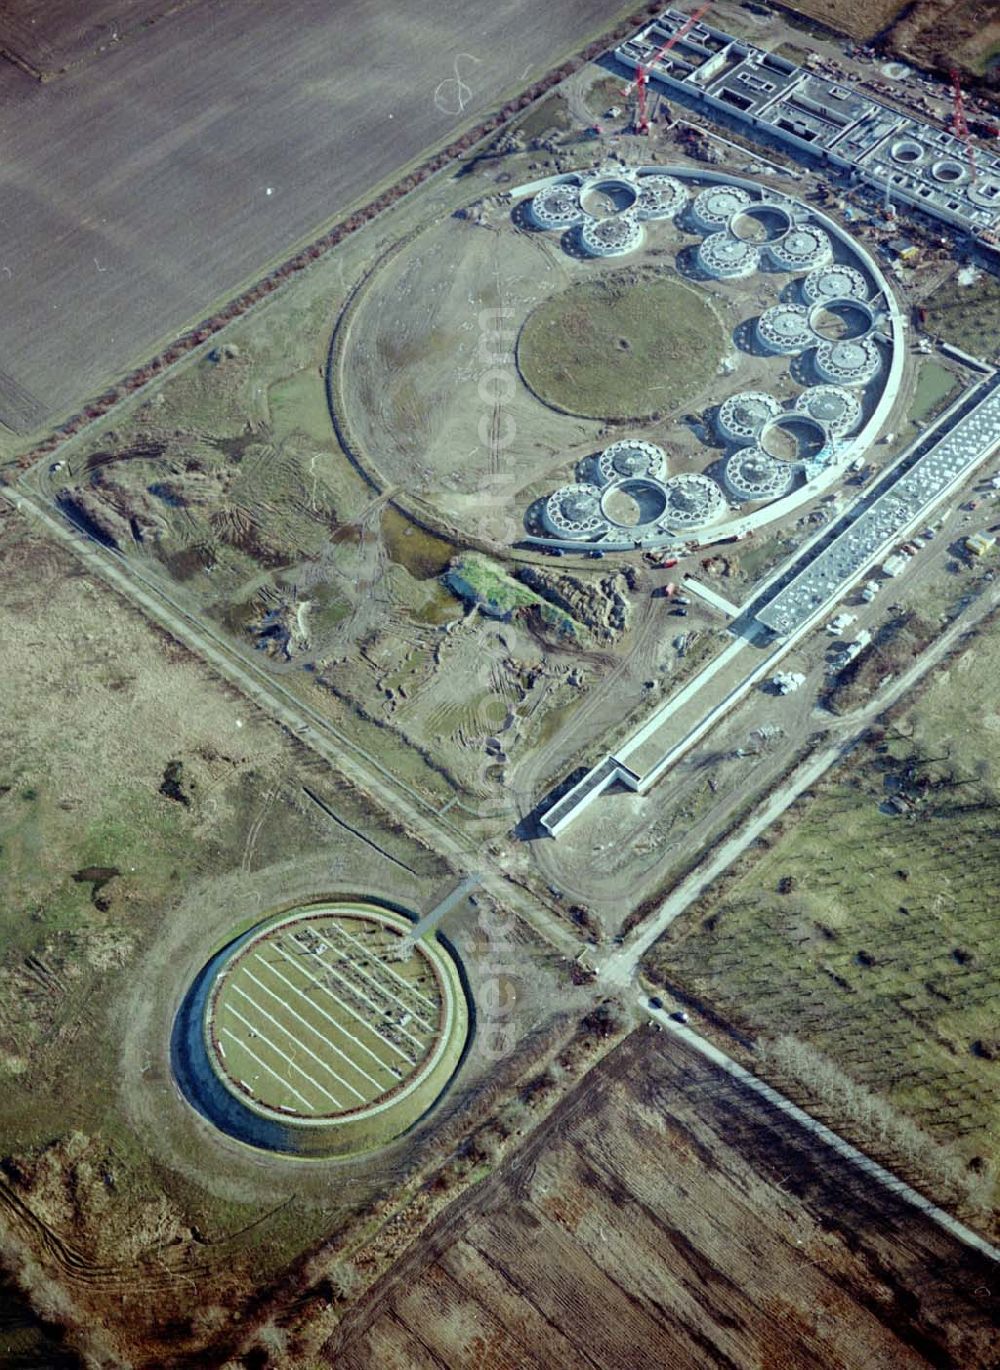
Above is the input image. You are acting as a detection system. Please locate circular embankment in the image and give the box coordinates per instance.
[517,271,726,421]
[172,901,469,1156]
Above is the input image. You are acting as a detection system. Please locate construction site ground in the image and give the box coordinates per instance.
[522,470,999,932]
[0,508,591,1364]
[1,13,999,1366]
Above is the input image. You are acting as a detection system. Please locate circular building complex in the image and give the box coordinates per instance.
[661,472,728,528]
[724,446,796,502]
[815,336,882,386]
[767,224,832,272]
[529,182,584,230]
[717,391,783,444]
[544,484,608,538]
[697,232,760,279]
[596,439,667,484]
[801,263,870,305]
[755,303,813,354]
[794,384,863,437]
[580,213,643,258]
[691,184,752,232]
[636,174,687,220]
[173,901,469,1156]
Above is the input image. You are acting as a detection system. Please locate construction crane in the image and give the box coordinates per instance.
[949,68,977,183]
[624,3,713,135]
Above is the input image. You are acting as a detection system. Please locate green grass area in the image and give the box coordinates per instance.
[443,553,542,618]
[517,269,726,421]
[924,274,1000,363]
[514,94,572,140]
[910,359,962,424]
[647,778,999,1166]
[645,641,1000,1188]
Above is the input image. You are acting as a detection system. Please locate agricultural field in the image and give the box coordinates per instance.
[775,0,910,42]
[0,0,199,77]
[644,626,1000,1218]
[884,0,1000,82]
[0,0,640,439]
[325,1028,998,1368]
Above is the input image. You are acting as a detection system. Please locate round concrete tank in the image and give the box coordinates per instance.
[635,174,687,221]
[661,472,728,527]
[727,202,792,244]
[755,303,813,355]
[579,212,643,257]
[807,296,876,343]
[794,384,863,437]
[697,232,760,279]
[599,476,670,531]
[814,336,882,386]
[801,263,870,305]
[530,182,585,229]
[543,484,608,537]
[716,390,783,444]
[596,439,668,485]
[767,224,832,272]
[691,184,751,233]
[724,446,795,502]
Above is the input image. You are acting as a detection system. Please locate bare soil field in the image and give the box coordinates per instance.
[779,0,999,82]
[0,0,638,439]
[0,0,201,77]
[885,0,1000,82]
[325,1028,998,1369]
[775,0,910,42]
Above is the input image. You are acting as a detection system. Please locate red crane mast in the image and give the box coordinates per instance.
[949,68,977,183]
[629,3,713,135]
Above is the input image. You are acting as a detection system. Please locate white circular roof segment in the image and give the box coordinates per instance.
[512,165,905,551]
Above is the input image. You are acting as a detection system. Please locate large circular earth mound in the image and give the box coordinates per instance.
[172,900,469,1155]
[517,270,725,420]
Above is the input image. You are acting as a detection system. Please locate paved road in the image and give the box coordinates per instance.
[643,1000,1000,1265]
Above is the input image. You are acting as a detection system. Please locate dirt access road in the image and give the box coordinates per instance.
[0,0,635,436]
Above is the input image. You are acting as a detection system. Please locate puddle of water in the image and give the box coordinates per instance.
[381,507,456,580]
[412,582,463,625]
[911,361,959,423]
[72,866,120,884]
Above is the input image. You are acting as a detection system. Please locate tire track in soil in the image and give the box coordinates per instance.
[0,1176,244,1294]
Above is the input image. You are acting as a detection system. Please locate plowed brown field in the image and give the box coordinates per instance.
[0,0,637,436]
[325,1029,998,1369]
